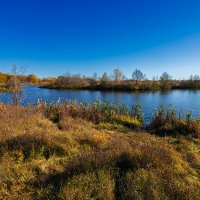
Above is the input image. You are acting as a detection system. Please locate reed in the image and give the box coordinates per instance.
[38,99,144,130]
[148,105,200,138]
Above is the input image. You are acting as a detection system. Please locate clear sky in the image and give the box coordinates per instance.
[0,0,200,79]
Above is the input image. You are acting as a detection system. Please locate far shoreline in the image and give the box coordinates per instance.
[39,84,200,92]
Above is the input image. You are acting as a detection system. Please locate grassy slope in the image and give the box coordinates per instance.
[0,106,200,200]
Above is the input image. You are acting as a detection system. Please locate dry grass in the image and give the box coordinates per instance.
[0,105,199,199]
[148,105,200,138]
[39,100,143,130]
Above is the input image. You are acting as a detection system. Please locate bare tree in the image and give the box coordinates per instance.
[160,72,172,81]
[193,75,200,81]
[7,65,25,105]
[132,69,146,85]
[93,72,98,80]
[189,74,200,89]
[160,72,172,90]
[100,72,110,87]
[114,68,123,82]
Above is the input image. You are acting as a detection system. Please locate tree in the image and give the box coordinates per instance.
[193,75,200,81]
[7,65,24,105]
[132,69,146,85]
[93,72,98,80]
[113,68,123,82]
[101,73,109,80]
[152,76,159,90]
[88,73,98,88]
[189,75,200,89]
[27,74,39,84]
[160,72,172,90]
[160,72,172,81]
[100,72,110,87]
[0,73,7,84]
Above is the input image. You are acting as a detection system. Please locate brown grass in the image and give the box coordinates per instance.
[148,105,200,138]
[0,105,199,199]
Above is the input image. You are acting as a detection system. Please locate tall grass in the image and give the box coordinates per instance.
[38,100,200,138]
[38,99,144,130]
[148,105,200,138]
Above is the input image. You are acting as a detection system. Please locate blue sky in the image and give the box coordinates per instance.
[0,0,200,79]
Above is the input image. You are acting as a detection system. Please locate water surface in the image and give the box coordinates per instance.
[0,85,200,123]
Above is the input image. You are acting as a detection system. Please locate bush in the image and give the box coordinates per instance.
[148,105,200,138]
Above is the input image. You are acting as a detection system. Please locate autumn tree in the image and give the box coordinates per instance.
[27,74,39,84]
[0,73,7,84]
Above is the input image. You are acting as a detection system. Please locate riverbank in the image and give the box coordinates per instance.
[41,80,200,92]
[1,87,200,125]
[0,103,199,199]
[0,83,10,92]
[40,71,200,91]
[0,87,10,92]
[40,85,200,94]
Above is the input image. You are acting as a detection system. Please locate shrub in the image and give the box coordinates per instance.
[148,105,200,138]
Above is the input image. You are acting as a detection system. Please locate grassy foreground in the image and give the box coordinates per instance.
[0,104,200,199]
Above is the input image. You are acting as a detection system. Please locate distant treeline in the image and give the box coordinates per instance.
[1,68,200,92]
[0,71,41,92]
[41,69,200,91]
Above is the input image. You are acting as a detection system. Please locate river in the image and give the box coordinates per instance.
[0,85,200,123]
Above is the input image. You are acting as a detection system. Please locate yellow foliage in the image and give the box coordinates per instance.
[0,103,6,111]
[114,114,141,128]
[93,132,111,147]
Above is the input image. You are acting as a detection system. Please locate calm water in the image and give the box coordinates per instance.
[0,85,200,123]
